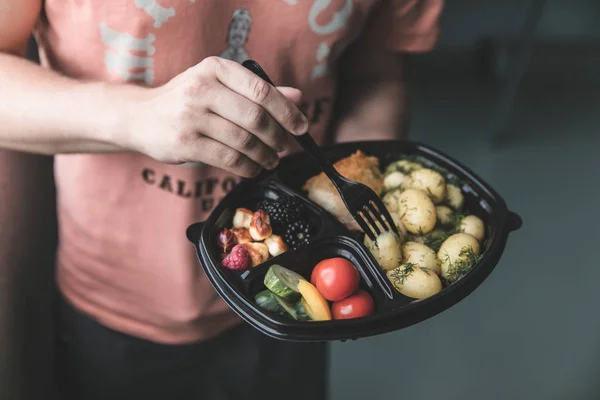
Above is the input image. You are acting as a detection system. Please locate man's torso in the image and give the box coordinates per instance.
[38,0,381,343]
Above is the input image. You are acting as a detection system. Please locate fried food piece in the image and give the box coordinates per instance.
[303,150,383,231]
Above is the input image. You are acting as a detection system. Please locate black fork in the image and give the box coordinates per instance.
[242,59,399,241]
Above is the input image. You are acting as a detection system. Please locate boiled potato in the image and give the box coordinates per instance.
[446,184,464,210]
[407,229,448,251]
[372,216,407,244]
[390,213,408,241]
[382,189,402,213]
[387,264,442,299]
[458,215,485,242]
[405,168,446,204]
[386,160,422,175]
[383,171,409,191]
[428,229,447,241]
[435,205,454,226]
[438,233,480,281]
[402,242,440,275]
[408,235,426,244]
[364,231,402,271]
[398,189,437,235]
[424,229,449,251]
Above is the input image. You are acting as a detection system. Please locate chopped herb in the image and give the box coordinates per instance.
[385,156,463,187]
[388,263,416,286]
[442,247,481,286]
[423,233,448,252]
[452,212,467,231]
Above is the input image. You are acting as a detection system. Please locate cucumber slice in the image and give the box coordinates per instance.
[255,289,309,320]
[264,265,304,300]
[295,300,311,321]
[274,296,299,319]
[255,290,290,318]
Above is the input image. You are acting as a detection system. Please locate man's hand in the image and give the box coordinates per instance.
[121,57,307,177]
[0,53,307,178]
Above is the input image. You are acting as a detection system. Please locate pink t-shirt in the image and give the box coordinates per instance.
[36,0,443,344]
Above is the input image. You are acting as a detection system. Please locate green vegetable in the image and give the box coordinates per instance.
[255,289,306,320]
[295,301,311,321]
[264,264,303,300]
[385,159,422,175]
[255,290,290,318]
[274,295,299,319]
[442,247,481,286]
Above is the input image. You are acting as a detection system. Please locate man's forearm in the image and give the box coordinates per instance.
[333,78,409,143]
[0,53,138,154]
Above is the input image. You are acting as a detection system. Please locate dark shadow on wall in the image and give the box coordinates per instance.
[0,36,59,400]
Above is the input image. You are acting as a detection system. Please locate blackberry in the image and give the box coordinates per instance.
[255,198,305,233]
[283,220,312,250]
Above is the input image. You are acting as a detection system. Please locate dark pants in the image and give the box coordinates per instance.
[57,299,328,400]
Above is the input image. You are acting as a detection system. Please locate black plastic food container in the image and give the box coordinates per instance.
[186,141,522,342]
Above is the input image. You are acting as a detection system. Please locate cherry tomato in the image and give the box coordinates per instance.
[332,290,375,320]
[310,257,360,301]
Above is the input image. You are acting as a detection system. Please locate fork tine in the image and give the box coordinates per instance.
[382,207,400,236]
[370,200,400,236]
[361,207,381,237]
[368,201,391,232]
[355,212,377,242]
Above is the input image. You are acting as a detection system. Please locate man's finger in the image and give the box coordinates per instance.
[213,58,309,136]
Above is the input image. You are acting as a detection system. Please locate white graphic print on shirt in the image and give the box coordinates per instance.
[100,1,357,83]
[100,22,156,84]
[311,41,331,79]
[308,0,353,35]
[308,0,353,80]
[219,9,252,64]
[134,0,176,28]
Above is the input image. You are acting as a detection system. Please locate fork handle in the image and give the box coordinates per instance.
[293,133,339,177]
[242,60,339,179]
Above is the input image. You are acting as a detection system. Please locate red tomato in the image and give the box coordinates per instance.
[310,257,360,301]
[332,290,375,320]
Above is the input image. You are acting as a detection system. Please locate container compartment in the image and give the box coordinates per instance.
[191,231,396,341]
[236,236,386,320]
[188,140,522,341]
[202,180,345,280]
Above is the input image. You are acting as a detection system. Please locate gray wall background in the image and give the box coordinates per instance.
[330,1,600,399]
[437,0,600,47]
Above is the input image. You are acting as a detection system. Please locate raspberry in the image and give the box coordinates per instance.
[221,245,252,271]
